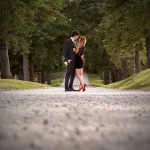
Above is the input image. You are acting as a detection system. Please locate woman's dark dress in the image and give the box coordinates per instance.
[75,46,85,69]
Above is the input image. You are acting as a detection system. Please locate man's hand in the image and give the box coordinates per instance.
[67,59,72,64]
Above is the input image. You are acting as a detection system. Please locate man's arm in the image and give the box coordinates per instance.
[63,40,72,63]
[63,40,69,62]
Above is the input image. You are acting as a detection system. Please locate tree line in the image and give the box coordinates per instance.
[64,0,150,84]
[0,0,150,84]
[0,0,69,83]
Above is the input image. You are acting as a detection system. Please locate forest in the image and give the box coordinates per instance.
[0,0,150,84]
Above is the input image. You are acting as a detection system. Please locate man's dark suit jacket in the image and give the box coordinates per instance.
[63,38,76,62]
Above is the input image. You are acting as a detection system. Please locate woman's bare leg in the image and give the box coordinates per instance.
[78,70,82,89]
[76,69,84,89]
[80,68,83,82]
[80,68,86,91]
[78,68,84,86]
[76,69,83,88]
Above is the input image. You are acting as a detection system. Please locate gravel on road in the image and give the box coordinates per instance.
[0,86,150,150]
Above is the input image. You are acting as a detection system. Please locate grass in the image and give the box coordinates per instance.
[51,78,64,87]
[105,69,150,90]
[88,69,150,90]
[0,79,49,90]
[88,74,105,87]
[0,76,64,90]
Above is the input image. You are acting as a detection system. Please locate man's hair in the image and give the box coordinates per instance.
[71,30,80,37]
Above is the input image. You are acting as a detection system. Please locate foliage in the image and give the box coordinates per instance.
[64,0,112,74]
[63,0,150,76]
[0,0,70,79]
[51,78,64,87]
[1,0,149,83]
[102,0,150,67]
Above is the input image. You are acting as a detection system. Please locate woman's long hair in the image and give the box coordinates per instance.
[75,36,86,54]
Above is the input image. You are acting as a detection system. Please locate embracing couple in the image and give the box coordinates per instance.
[63,30,87,92]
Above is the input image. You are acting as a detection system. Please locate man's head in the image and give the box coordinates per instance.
[71,30,80,41]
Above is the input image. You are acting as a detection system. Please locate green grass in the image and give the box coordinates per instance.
[105,69,150,90]
[0,79,49,90]
[51,78,64,87]
[88,74,105,87]
[0,76,64,90]
[88,69,150,90]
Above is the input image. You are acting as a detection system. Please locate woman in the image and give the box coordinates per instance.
[73,36,86,91]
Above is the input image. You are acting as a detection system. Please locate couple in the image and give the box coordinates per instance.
[63,30,87,92]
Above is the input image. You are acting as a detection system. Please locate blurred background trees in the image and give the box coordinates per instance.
[0,0,150,84]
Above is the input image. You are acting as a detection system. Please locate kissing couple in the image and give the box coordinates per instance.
[63,30,87,92]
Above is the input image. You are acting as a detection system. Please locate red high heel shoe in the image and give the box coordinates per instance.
[83,84,87,92]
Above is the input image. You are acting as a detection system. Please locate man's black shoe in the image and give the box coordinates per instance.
[65,89,72,92]
[69,88,78,91]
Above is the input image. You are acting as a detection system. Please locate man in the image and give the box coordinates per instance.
[63,30,80,91]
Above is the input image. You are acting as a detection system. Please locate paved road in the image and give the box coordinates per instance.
[0,74,150,150]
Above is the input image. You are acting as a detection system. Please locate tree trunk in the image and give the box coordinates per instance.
[116,69,120,82]
[29,65,34,82]
[111,69,119,82]
[0,40,11,79]
[146,36,150,68]
[41,70,45,84]
[130,57,136,75]
[37,72,41,83]
[120,58,127,80]
[47,73,52,85]
[108,71,112,84]
[104,70,109,85]
[135,50,141,73]
[100,72,104,79]
[118,69,122,81]
[23,54,29,81]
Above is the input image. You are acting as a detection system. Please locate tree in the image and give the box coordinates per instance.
[0,0,69,81]
[0,0,35,79]
[27,7,69,83]
[64,0,112,82]
[102,0,150,70]
[0,40,11,78]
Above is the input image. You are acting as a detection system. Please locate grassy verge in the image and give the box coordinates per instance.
[0,79,49,90]
[51,78,64,87]
[88,69,150,90]
[105,69,150,90]
[88,74,105,87]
